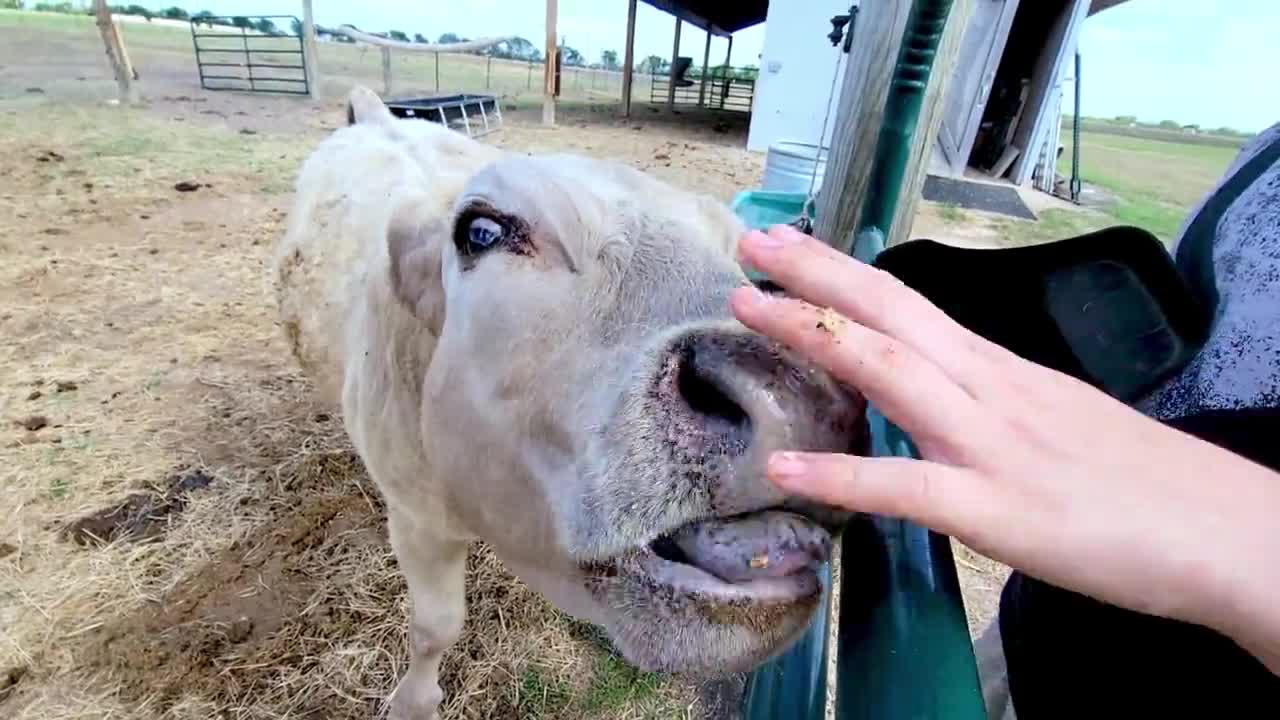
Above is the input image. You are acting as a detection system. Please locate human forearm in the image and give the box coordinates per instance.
[730,223,1280,676]
[1207,455,1280,675]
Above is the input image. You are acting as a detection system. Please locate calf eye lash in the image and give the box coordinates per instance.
[453,203,534,259]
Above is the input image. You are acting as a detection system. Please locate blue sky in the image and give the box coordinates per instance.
[156,0,1275,133]
[1077,0,1277,132]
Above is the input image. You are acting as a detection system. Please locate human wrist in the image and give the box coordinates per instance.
[1196,459,1280,673]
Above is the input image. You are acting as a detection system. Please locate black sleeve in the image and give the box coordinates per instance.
[999,407,1280,718]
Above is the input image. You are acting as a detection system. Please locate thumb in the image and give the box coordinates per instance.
[767,451,990,539]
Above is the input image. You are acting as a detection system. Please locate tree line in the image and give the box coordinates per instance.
[23,2,759,77]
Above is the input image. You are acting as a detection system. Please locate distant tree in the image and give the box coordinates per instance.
[437,32,463,44]
[123,4,152,20]
[414,32,429,43]
[560,45,584,67]
[738,65,758,79]
[290,18,302,36]
[255,18,278,35]
[191,9,214,24]
[501,36,540,61]
[642,55,667,74]
[231,16,253,30]
[160,6,188,20]
[600,49,619,70]
[1113,114,1138,124]
[388,29,410,42]
[1157,119,1181,130]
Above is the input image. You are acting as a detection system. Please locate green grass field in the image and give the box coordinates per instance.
[0,8,640,105]
[1057,128,1240,241]
[995,126,1242,247]
[4,10,1244,249]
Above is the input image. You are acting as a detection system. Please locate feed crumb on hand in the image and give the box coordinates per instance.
[815,307,846,337]
[750,554,769,569]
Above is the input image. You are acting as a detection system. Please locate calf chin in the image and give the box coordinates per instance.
[594,564,825,678]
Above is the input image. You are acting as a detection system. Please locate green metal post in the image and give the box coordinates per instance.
[838,2,986,718]
[853,0,953,256]
[835,409,986,720]
[740,1,988,719]
[741,563,833,719]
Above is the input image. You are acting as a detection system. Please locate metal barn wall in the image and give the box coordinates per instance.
[745,0,853,153]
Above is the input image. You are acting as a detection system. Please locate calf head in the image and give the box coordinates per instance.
[357,90,868,679]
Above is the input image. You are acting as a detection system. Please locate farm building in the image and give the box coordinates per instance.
[741,0,1133,193]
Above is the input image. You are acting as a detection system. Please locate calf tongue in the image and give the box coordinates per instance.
[668,511,832,583]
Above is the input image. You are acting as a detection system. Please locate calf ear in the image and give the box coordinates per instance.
[387,199,446,335]
[347,85,395,126]
[694,193,747,256]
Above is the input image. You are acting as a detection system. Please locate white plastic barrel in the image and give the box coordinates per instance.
[762,141,829,194]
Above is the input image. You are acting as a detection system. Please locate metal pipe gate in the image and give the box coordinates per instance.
[190,15,309,95]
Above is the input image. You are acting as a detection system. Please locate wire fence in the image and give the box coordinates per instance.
[318,40,753,112]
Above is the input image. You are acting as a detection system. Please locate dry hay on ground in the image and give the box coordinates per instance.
[0,38,1007,714]
[0,92,755,720]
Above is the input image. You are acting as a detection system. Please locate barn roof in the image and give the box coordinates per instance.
[640,0,769,37]
[1089,0,1133,15]
[642,0,1132,39]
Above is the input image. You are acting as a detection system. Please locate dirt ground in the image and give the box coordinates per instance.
[1,10,1011,720]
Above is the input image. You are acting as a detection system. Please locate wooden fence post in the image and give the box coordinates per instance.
[302,0,320,99]
[381,47,393,95]
[93,0,137,104]
[622,0,637,115]
[816,0,974,251]
[543,0,558,125]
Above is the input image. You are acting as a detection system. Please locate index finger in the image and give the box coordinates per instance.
[738,225,1019,393]
[730,286,995,464]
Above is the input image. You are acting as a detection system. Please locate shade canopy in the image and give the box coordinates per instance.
[640,0,768,36]
[639,0,1130,38]
[1089,0,1132,15]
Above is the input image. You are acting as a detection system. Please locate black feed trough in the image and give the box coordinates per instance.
[385,94,503,137]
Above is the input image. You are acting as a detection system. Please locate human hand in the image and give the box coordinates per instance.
[729,224,1280,671]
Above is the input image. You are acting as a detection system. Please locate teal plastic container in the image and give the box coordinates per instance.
[730,189,813,282]
[729,189,814,230]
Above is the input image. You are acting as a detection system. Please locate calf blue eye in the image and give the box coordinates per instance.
[467,217,505,252]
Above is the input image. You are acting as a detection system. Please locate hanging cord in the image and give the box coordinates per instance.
[794,6,857,235]
[798,48,846,230]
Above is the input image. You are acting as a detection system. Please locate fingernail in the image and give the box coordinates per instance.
[733,285,769,309]
[768,452,808,485]
[748,227,794,250]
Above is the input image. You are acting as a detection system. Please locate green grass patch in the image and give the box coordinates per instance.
[938,202,967,224]
[0,101,307,197]
[993,208,1111,247]
[1107,197,1187,242]
[1,8,203,50]
[583,654,665,713]
[1056,127,1236,244]
[518,664,575,718]
[49,476,72,499]
[0,8,634,106]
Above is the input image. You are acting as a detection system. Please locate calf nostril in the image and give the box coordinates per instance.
[676,346,752,442]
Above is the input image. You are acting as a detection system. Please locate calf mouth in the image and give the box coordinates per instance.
[590,508,833,607]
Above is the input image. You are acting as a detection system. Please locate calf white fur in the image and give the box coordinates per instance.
[274,86,867,718]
